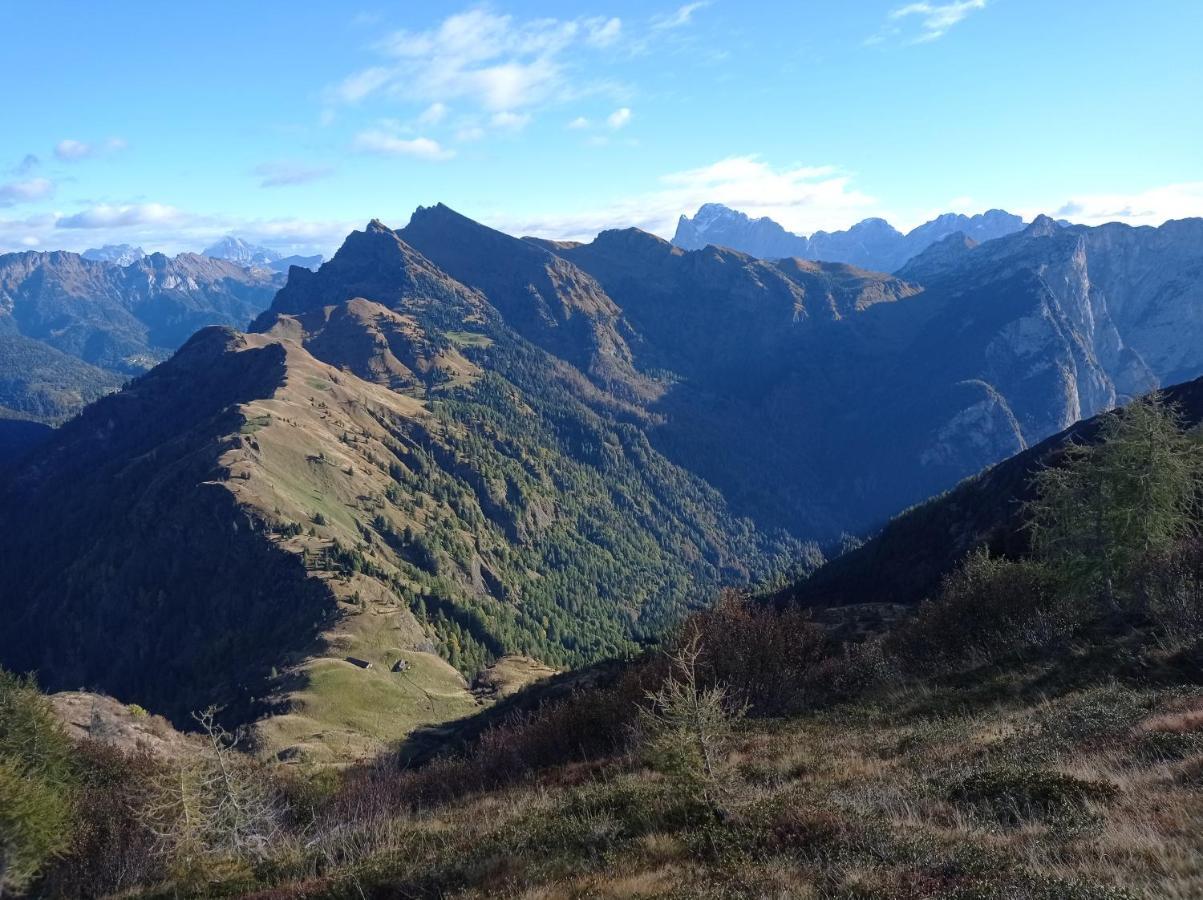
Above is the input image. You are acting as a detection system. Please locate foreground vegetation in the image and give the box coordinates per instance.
[5,396,1203,898]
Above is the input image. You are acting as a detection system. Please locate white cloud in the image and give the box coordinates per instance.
[417,101,449,125]
[1044,182,1203,228]
[53,137,127,161]
[56,203,183,229]
[54,139,91,161]
[0,178,54,207]
[567,116,591,129]
[651,2,709,31]
[352,130,456,160]
[491,110,532,131]
[607,107,632,129]
[326,8,634,130]
[331,66,393,104]
[885,0,987,42]
[253,161,336,188]
[456,125,487,142]
[488,155,881,241]
[586,16,622,47]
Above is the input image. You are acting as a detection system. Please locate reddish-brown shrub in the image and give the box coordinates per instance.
[682,591,832,715]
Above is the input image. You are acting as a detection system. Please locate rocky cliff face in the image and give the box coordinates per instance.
[562,212,1203,538]
[672,203,1025,271]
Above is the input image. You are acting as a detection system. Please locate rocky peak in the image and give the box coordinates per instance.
[82,244,146,266]
[203,235,282,267]
[1023,214,1061,238]
[895,232,979,282]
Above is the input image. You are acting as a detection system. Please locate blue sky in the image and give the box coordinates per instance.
[1,0,1200,256]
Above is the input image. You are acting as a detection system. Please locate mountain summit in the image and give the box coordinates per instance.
[672,204,1025,271]
[81,243,147,266]
[202,235,281,267]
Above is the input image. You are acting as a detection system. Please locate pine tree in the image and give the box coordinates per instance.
[639,634,745,819]
[1027,394,1202,604]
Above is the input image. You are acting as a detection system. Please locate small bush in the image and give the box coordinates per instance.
[949,766,1117,826]
[1136,538,1203,641]
[639,634,745,817]
[683,591,832,715]
[888,550,1077,675]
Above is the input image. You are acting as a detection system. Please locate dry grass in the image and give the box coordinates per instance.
[199,678,1203,899]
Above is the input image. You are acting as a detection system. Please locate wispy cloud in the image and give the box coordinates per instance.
[54,137,127,161]
[869,0,987,45]
[491,110,531,131]
[586,16,623,47]
[56,202,182,229]
[325,7,640,142]
[253,161,336,188]
[0,177,54,207]
[1046,182,1203,228]
[352,130,456,160]
[330,9,597,113]
[417,102,449,125]
[651,2,710,31]
[607,107,632,129]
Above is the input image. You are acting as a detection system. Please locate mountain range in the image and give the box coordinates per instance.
[673,203,1027,271]
[202,236,324,273]
[2,203,1203,761]
[81,243,147,266]
[0,250,284,428]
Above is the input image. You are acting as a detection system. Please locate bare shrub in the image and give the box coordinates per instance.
[682,591,831,715]
[138,708,285,881]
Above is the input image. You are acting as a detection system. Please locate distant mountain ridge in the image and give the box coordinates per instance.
[82,243,146,266]
[203,235,323,274]
[672,203,1026,271]
[5,204,1203,761]
[0,249,283,422]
